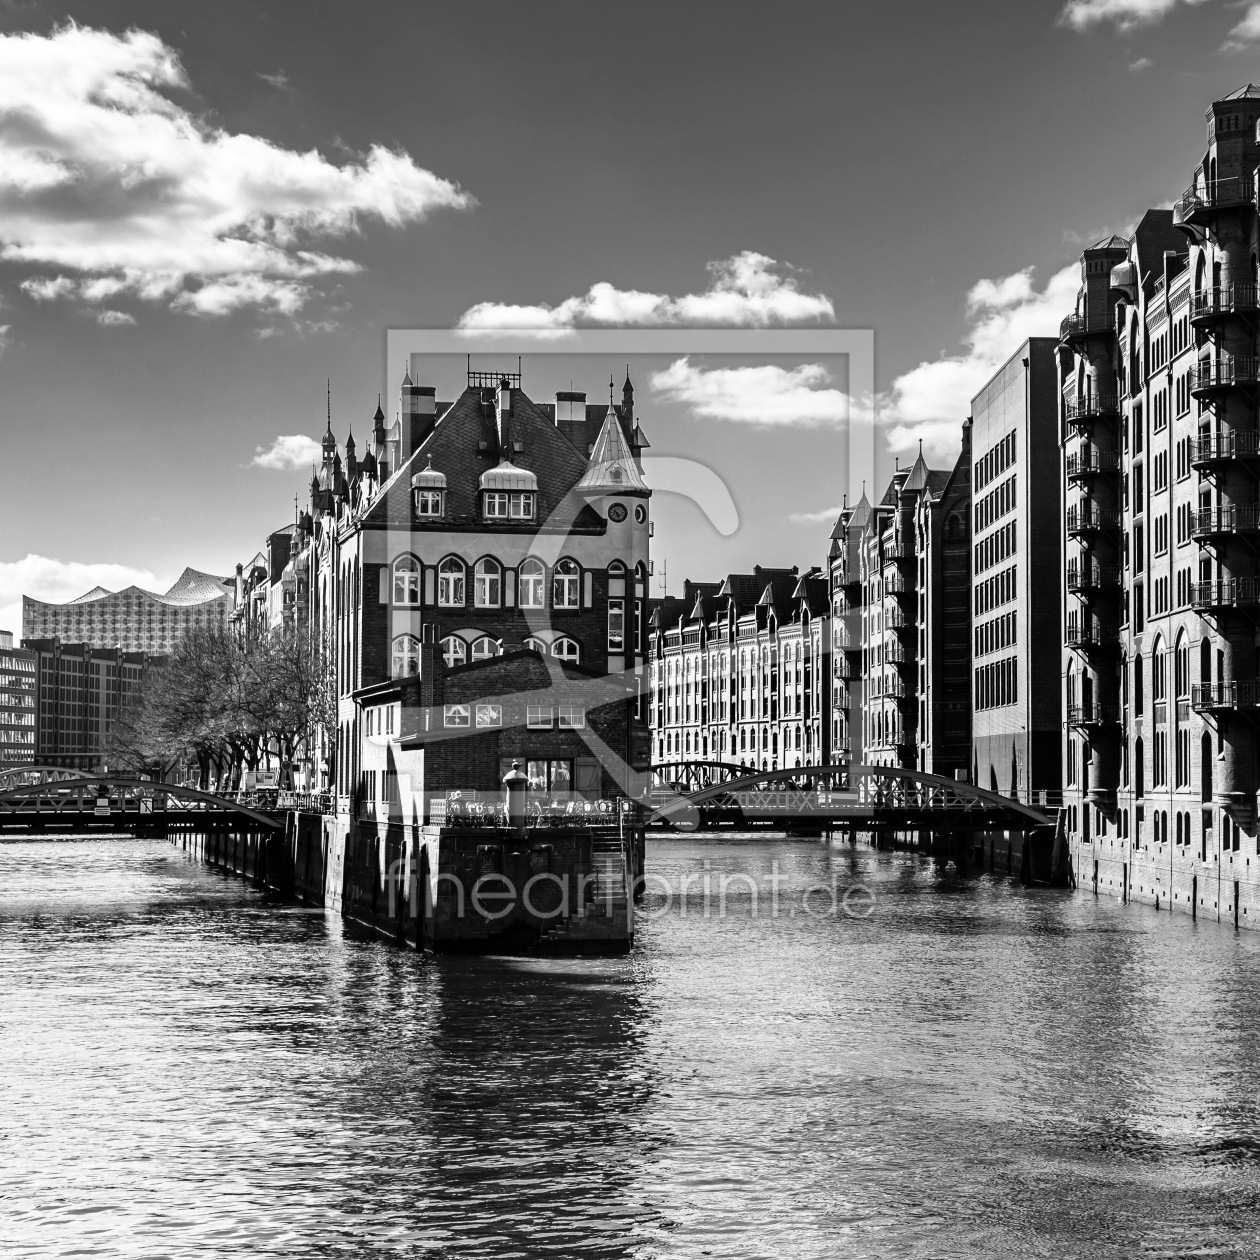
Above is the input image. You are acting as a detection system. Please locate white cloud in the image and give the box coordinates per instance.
[257,69,290,90]
[253,434,322,471]
[0,23,473,321]
[0,554,166,636]
[1223,2,1260,48]
[457,251,834,335]
[1059,0,1210,30]
[94,309,134,326]
[881,262,1081,463]
[1129,56,1154,69]
[788,504,844,524]
[649,357,849,428]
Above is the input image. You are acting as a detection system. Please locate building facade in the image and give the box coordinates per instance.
[0,632,37,767]
[647,566,829,773]
[23,568,234,654]
[294,360,653,822]
[971,339,1062,799]
[22,638,156,771]
[1064,84,1260,923]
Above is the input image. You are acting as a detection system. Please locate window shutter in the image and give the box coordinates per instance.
[583,571,593,608]
[576,758,601,797]
[379,568,389,604]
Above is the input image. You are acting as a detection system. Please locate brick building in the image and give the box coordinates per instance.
[1063,84,1260,923]
[646,566,829,773]
[971,339,1062,798]
[296,360,652,821]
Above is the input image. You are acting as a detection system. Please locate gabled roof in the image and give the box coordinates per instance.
[1220,82,1260,101]
[1087,233,1130,252]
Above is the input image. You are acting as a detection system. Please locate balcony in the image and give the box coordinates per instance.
[1190,358,1260,398]
[1065,616,1119,652]
[1190,577,1260,611]
[1189,505,1260,541]
[1066,504,1118,536]
[1066,561,1121,594]
[883,571,909,594]
[1065,447,1119,482]
[1064,394,1120,428]
[1177,177,1254,228]
[1059,311,1115,343]
[1189,284,1260,326]
[1191,430,1260,468]
[883,535,914,561]
[885,641,910,665]
[1066,702,1120,729]
[1192,681,1260,712]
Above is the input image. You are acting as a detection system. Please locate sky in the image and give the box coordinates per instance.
[0,0,1256,631]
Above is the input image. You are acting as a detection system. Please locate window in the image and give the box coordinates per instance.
[519,558,545,608]
[474,558,502,608]
[476,704,502,728]
[527,705,554,729]
[441,636,466,669]
[608,598,625,653]
[392,556,421,605]
[443,704,470,727]
[526,759,572,795]
[470,636,499,661]
[559,704,585,729]
[523,636,545,654]
[552,637,580,662]
[438,557,465,607]
[553,559,580,608]
[414,489,443,517]
[391,634,419,678]
[485,491,536,519]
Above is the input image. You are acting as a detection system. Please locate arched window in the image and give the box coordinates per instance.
[1202,732,1213,803]
[1134,736,1145,799]
[470,636,499,661]
[519,558,545,608]
[391,634,420,678]
[552,637,580,662]
[438,557,465,607]
[523,636,544,654]
[441,635,466,669]
[393,556,420,605]
[474,558,502,609]
[609,559,626,576]
[553,558,580,608]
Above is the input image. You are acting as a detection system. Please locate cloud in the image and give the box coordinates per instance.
[0,554,165,636]
[0,23,474,321]
[1129,56,1154,69]
[94,309,134,326]
[1223,2,1260,48]
[457,251,834,335]
[881,262,1081,462]
[649,357,849,428]
[253,434,322,471]
[257,69,290,90]
[788,504,844,524]
[1059,0,1210,30]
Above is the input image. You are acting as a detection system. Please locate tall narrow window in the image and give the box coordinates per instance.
[393,556,420,606]
[608,598,625,653]
[474,558,502,609]
[553,558,580,609]
[519,558,545,608]
[391,634,420,678]
[438,557,465,607]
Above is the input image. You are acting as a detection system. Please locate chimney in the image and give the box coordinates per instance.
[400,355,438,463]
[234,563,244,608]
[497,377,512,449]
[555,389,587,449]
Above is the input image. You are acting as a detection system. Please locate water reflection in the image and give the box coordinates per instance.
[4,835,1260,1258]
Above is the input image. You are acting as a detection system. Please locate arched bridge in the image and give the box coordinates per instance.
[0,768,284,835]
[649,762,1054,832]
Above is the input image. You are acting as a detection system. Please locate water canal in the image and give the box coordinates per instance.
[3,833,1260,1258]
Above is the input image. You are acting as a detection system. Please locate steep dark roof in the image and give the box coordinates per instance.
[362,386,604,533]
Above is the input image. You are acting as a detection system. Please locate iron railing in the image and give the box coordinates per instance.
[1179,177,1254,222]
[1190,358,1260,394]
[1066,504,1118,534]
[1191,681,1260,711]
[1060,311,1115,341]
[1190,284,1260,323]
[1188,505,1260,538]
[1064,394,1120,424]
[1190,577,1260,610]
[1065,448,1119,478]
[1191,430,1260,465]
[1066,703,1120,727]
[1066,562,1121,592]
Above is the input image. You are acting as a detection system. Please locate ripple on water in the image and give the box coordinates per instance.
[3,835,1260,1258]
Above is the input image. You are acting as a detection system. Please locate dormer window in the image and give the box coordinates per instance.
[484,491,535,520]
[411,456,446,519]
[414,489,444,517]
